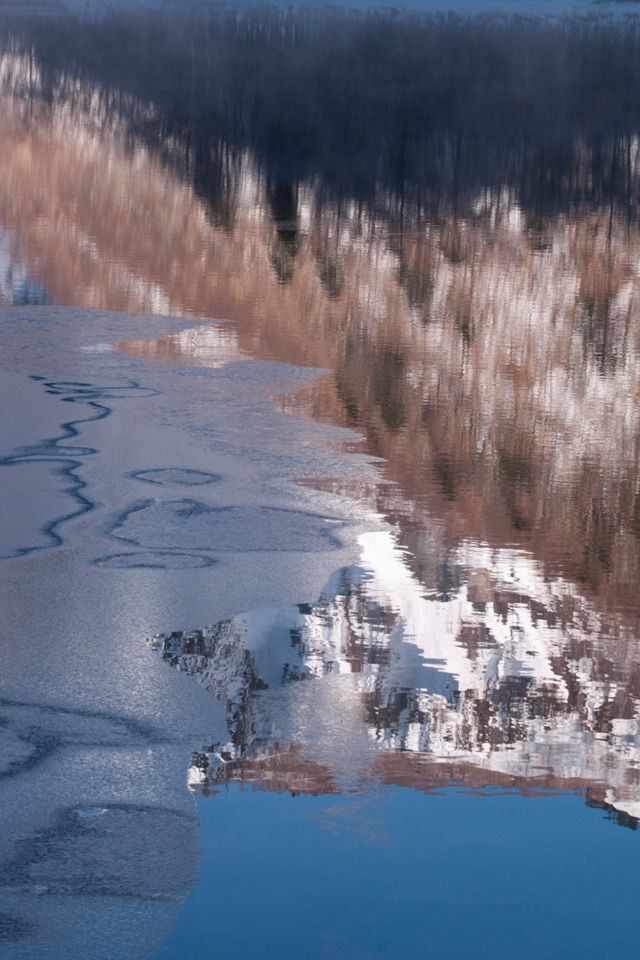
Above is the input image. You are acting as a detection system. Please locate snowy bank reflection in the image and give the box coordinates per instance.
[149,532,640,825]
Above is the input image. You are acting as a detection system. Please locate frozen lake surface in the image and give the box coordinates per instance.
[0,306,375,958]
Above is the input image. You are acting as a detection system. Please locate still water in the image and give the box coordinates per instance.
[157,786,638,960]
[0,2,639,958]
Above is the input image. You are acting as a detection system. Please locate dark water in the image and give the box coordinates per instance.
[0,2,639,958]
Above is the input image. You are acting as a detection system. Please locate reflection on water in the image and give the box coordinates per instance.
[0,228,49,305]
[2,0,640,785]
[149,531,640,827]
[1,5,640,954]
[0,10,638,618]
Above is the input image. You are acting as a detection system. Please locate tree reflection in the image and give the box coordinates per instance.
[6,4,640,220]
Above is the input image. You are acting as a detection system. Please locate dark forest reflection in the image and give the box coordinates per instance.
[13,3,640,218]
[1,4,640,817]
[148,535,640,827]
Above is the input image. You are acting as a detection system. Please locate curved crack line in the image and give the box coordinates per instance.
[0,377,159,561]
[0,695,174,782]
[0,458,93,559]
[0,803,197,904]
[0,695,169,741]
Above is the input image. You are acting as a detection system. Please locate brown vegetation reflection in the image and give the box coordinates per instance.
[0,34,639,620]
[121,174,640,617]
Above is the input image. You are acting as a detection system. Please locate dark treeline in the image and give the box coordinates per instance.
[7,2,640,221]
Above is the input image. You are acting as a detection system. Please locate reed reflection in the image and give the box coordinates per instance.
[0,7,639,771]
[1,8,640,609]
[117,185,640,619]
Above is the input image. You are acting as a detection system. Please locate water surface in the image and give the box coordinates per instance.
[0,3,639,958]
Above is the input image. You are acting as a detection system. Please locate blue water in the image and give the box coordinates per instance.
[152,785,638,960]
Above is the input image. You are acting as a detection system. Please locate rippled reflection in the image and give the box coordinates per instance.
[1,5,640,821]
[149,531,640,827]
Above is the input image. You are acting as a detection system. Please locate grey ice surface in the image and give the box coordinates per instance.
[0,306,378,959]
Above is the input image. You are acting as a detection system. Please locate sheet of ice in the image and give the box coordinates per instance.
[0,305,377,959]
